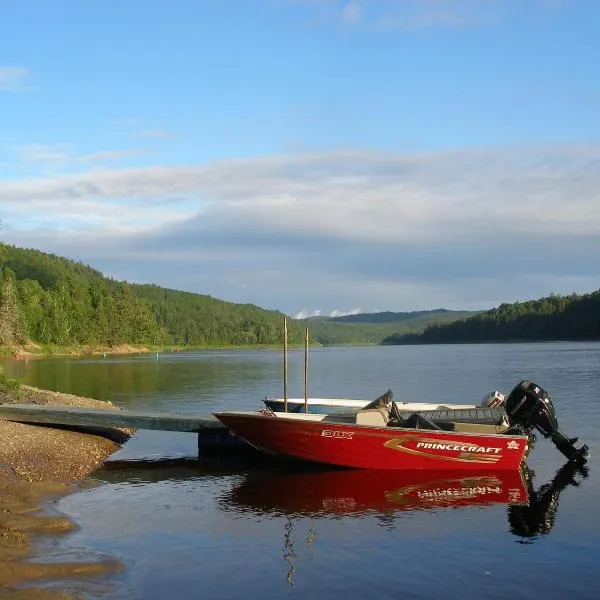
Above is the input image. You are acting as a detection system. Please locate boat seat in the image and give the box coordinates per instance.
[448,422,510,434]
[355,407,390,427]
[362,389,393,410]
[403,412,443,430]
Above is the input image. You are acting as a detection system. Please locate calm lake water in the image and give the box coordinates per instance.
[3,343,599,599]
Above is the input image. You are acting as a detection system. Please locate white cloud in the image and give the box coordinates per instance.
[15,144,146,167]
[294,309,323,319]
[329,308,362,317]
[293,308,362,318]
[0,66,30,91]
[1,143,598,313]
[2,144,598,239]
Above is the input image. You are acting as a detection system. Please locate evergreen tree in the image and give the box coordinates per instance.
[0,268,26,346]
[17,279,46,340]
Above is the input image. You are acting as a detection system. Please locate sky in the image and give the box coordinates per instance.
[1,0,599,318]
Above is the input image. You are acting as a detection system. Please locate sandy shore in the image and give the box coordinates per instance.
[0,385,134,599]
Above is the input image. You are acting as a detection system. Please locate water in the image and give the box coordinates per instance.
[3,343,599,599]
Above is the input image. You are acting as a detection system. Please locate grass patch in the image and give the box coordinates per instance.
[0,365,21,391]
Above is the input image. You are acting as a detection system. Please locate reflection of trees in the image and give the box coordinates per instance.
[281,517,319,587]
[283,516,297,587]
[508,461,589,541]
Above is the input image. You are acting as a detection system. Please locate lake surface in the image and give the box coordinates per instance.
[3,343,599,599]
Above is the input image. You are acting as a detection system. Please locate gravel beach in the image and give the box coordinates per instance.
[0,385,134,598]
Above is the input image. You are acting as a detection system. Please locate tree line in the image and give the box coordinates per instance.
[306,309,477,345]
[0,244,304,350]
[382,291,600,344]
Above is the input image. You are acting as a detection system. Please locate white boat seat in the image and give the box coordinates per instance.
[355,407,390,427]
[450,421,510,434]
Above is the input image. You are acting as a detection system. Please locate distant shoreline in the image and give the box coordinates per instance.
[382,337,600,345]
[0,341,332,360]
[3,338,599,361]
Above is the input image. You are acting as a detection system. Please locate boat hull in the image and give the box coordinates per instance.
[214,412,529,471]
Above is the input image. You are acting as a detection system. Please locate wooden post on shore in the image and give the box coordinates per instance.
[283,316,288,413]
[304,325,309,413]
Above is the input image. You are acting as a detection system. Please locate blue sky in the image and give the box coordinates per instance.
[1,0,599,317]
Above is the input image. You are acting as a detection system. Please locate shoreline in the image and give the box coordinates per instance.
[0,384,134,598]
[2,340,330,361]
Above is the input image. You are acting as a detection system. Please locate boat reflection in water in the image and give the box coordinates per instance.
[223,467,529,516]
[220,460,588,536]
[218,461,587,585]
[96,456,588,536]
[94,456,587,587]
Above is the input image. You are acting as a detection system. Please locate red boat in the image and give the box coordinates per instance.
[214,409,529,470]
[214,380,589,470]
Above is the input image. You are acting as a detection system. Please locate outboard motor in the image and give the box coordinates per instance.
[505,381,589,464]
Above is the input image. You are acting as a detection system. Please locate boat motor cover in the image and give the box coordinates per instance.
[505,380,589,464]
[505,380,558,437]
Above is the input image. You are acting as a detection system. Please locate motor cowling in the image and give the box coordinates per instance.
[505,380,589,464]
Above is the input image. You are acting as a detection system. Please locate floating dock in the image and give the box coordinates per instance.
[0,403,239,451]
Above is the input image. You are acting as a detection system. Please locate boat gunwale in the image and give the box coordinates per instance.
[214,410,529,441]
[264,397,477,410]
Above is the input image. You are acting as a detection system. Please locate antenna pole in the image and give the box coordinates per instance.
[283,317,288,412]
[304,325,309,413]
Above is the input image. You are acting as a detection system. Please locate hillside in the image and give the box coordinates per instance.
[305,309,478,345]
[131,284,303,346]
[382,292,600,344]
[325,309,475,324]
[0,244,304,351]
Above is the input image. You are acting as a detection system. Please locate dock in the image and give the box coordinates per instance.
[0,403,237,451]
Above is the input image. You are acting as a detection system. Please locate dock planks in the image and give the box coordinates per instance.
[0,403,224,433]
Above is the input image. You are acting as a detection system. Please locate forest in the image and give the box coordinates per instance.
[305,309,476,345]
[382,291,600,344]
[0,244,305,350]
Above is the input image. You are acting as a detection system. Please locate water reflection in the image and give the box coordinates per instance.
[222,467,530,516]
[90,457,588,588]
[94,458,588,538]
[509,461,589,541]
[223,461,587,538]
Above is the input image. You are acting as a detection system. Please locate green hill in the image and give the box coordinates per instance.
[0,244,304,351]
[382,292,600,344]
[304,309,478,345]
[131,284,302,346]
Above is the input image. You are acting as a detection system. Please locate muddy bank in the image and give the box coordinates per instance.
[9,343,153,359]
[0,385,134,598]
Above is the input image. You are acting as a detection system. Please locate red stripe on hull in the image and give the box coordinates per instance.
[215,412,529,471]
